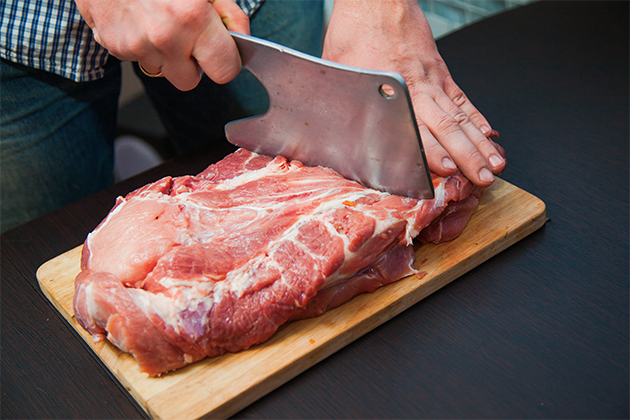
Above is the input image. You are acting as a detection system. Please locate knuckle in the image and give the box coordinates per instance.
[214,66,239,84]
[424,140,443,155]
[435,114,460,135]
[178,6,203,26]
[230,5,249,21]
[452,110,470,126]
[450,89,468,108]
[234,14,250,29]
[465,148,485,163]
[146,26,173,52]
[125,37,148,57]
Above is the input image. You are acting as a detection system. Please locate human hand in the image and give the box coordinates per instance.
[75,0,250,91]
[323,0,506,187]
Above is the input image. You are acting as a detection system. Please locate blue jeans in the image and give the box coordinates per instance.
[0,58,121,233]
[0,0,323,233]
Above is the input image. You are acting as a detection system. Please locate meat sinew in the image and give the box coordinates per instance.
[74,148,497,376]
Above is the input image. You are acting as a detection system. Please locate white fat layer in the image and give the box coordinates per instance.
[161,184,427,308]
[87,153,448,334]
[86,197,128,267]
[212,158,289,191]
[83,281,130,352]
[84,282,102,328]
[127,287,210,336]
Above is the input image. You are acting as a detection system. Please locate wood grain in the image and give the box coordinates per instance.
[36,177,546,420]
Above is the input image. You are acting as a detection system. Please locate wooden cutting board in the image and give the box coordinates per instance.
[37,177,546,420]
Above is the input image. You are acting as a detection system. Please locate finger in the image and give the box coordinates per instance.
[445,80,506,172]
[91,28,103,47]
[415,93,495,187]
[75,0,95,28]
[417,122,458,178]
[445,76,493,136]
[434,90,507,175]
[161,59,204,91]
[137,46,203,90]
[473,133,506,175]
[192,6,242,84]
[209,0,250,34]
[138,62,163,77]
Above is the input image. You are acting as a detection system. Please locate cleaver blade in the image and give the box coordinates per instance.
[225,32,434,200]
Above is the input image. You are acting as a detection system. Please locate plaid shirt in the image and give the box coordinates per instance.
[0,0,264,82]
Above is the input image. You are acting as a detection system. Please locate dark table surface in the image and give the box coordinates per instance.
[2,1,628,418]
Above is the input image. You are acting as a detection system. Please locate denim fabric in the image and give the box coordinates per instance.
[0,0,323,232]
[138,0,324,155]
[0,57,121,233]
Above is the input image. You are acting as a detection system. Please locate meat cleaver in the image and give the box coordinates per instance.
[225,32,434,199]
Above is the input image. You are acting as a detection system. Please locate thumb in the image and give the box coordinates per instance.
[209,0,250,34]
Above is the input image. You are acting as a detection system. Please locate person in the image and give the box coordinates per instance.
[0,0,505,233]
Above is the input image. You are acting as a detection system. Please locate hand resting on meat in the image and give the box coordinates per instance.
[323,0,506,187]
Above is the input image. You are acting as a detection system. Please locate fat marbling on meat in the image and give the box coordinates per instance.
[73,148,495,376]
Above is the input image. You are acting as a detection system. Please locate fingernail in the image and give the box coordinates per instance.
[442,157,457,170]
[480,125,491,135]
[489,154,504,169]
[479,168,494,183]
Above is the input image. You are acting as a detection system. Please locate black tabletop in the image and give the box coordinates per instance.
[2,1,628,418]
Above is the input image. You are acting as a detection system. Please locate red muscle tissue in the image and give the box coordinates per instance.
[74,148,496,375]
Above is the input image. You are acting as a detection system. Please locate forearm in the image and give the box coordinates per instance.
[324,0,447,96]
[324,0,437,68]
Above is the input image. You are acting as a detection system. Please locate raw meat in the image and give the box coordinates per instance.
[73,148,492,376]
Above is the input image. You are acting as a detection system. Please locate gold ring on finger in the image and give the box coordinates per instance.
[138,63,163,78]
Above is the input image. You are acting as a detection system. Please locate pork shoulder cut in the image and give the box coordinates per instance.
[74,148,490,376]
